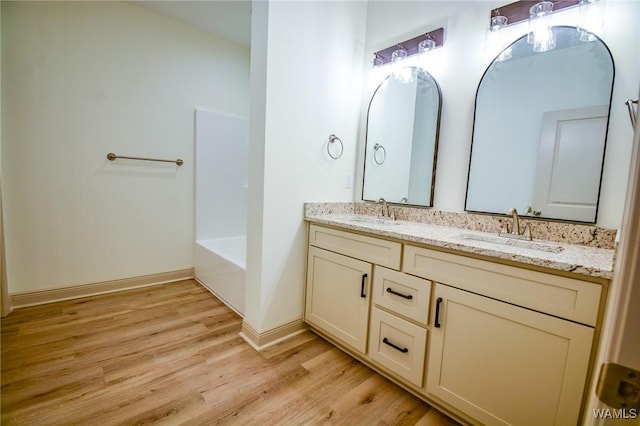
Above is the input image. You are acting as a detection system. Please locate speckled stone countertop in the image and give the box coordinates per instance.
[304,203,616,280]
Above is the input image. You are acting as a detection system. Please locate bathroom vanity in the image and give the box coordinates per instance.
[303,205,614,426]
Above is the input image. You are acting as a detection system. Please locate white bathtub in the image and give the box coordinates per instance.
[194,237,246,316]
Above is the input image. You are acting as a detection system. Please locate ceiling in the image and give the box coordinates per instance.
[132,1,252,48]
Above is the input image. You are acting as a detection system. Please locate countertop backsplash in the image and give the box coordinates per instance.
[304,202,617,250]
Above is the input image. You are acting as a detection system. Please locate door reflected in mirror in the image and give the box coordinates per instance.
[465,26,614,223]
[362,66,442,207]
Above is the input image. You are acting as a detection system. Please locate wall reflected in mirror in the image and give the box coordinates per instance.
[466,26,614,223]
[362,66,442,207]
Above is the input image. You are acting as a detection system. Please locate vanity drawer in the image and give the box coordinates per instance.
[369,307,427,388]
[373,266,431,326]
[309,224,401,270]
[402,245,602,326]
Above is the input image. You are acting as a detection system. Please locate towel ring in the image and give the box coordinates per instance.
[327,134,344,160]
[373,143,387,165]
[626,98,638,128]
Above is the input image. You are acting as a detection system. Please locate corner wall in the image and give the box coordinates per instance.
[1,2,250,293]
[245,0,367,333]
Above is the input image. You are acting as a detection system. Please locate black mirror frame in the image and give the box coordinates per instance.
[362,66,443,208]
[464,25,615,223]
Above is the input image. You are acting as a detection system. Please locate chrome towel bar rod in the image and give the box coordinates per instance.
[107,152,183,166]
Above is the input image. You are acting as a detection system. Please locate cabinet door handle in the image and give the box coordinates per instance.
[434,297,443,328]
[382,337,408,353]
[361,273,368,298]
[386,287,413,300]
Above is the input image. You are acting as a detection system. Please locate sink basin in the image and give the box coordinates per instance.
[347,215,400,226]
[456,233,564,253]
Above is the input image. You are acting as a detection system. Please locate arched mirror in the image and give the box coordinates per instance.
[465,26,614,223]
[362,66,442,207]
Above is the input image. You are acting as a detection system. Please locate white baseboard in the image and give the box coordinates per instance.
[10,268,194,308]
[240,319,308,351]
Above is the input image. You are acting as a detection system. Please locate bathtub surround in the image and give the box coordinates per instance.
[305,202,617,250]
[194,110,248,315]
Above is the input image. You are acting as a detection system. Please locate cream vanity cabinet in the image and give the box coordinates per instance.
[305,225,402,354]
[305,223,604,426]
[404,245,602,426]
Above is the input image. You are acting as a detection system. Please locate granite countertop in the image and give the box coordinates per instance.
[305,213,615,280]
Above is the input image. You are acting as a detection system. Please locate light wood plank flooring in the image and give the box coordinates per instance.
[1,280,459,425]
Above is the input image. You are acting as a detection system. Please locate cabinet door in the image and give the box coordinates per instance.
[427,284,594,426]
[305,246,372,353]
[369,307,427,387]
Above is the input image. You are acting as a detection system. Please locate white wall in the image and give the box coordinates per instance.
[1,2,250,293]
[245,0,367,332]
[357,0,640,229]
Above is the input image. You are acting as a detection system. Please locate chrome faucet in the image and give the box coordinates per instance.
[499,208,531,240]
[377,198,395,220]
[509,208,520,235]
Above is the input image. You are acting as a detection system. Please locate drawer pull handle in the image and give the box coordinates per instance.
[383,337,408,353]
[361,274,368,298]
[434,297,443,328]
[386,287,413,300]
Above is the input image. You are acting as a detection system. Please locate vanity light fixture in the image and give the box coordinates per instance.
[578,0,605,41]
[487,1,593,54]
[371,27,444,67]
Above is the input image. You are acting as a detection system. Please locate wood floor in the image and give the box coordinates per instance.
[1,280,459,425]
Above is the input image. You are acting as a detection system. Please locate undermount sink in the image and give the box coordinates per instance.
[347,215,400,226]
[456,233,564,253]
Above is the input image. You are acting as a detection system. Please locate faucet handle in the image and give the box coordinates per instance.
[499,220,510,236]
[522,224,532,240]
[524,206,542,216]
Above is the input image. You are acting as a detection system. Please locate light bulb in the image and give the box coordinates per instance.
[528,1,556,52]
[485,14,511,61]
[391,47,408,80]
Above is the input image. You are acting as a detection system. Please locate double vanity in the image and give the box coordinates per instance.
[309,22,620,425]
[303,203,614,426]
